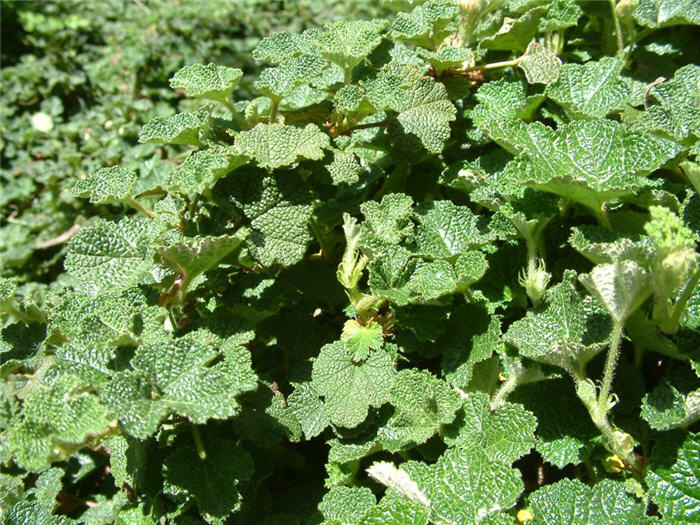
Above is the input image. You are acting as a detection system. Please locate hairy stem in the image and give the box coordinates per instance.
[667,269,700,332]
[223,99,250,130]
[126,198,157,219]
[462,57,521,73]
[192,425,207,460]
[490,376,518,411]
[309,217,330,262]
[598,320,623,417]
[609,0,624,55]
[269,99,280,123]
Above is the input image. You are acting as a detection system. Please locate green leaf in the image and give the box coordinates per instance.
[402,448,524,524]
[255,55,328,100]
[511,379,598,467]
[341,320,385,362]
[213,168,313,266]
[71,167,137,204]
[480,6,546,52]
[568,226,649,265]
[234,123,330,170]
[166,148,245,196]
[413,200,490,258]
[546,57,631,118]
[633,64,700,142]
[138,111,207,146]
[360,193,415,248]
[647,431,700,523]
[391,0,459,49]
[5,502,74,525]
[164,437,253,521]
[444,392,537,464]
[156,231,248,293]
[64,216,161,293]
[311,341,395,428]
[359,488,430,525]
[389,74,457,154]
[287,382,330,439]
[252,30,319,63]
[102,333,256,438]
[505,272,611,373]
[578,260,653,324]
[318,20,388,72]
[470,79,545,154]
[441,304,501,389]
[642,366,700,430]
[517,42,562,85]
[6,374,111,472]
[378,369,461,451]
[416,46,473,75]
[634,0,700,28]
[503,119,681,216]
[318,486,376,525]
[169,63,243,103]
[529,478,649,524]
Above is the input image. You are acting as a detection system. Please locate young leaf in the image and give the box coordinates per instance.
[578,260,652,324]
[518,41,562,85]
[166,148,245,196]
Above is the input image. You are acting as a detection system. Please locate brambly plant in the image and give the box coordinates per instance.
[1,0,699,523]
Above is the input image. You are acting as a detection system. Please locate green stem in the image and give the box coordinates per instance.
[462,57,521,73]
[223,99,250,130]
[343,66,353,85]
[341,117,393,136]
[598,321,623,417]
[595,202,612,228]
[192,425,207,460]
[269,99,280,123]
[609,0,624,55]
[126,198,157,219]
[309,218,330,262]
[667,269,700,332]
[3,305,35,324]
[490,375,518,410]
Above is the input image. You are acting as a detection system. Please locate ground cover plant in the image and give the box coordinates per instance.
[1,0,699,523]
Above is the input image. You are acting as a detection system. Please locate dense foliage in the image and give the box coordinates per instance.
[1,0,699,523]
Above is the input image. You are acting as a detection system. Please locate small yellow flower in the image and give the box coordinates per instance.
[517,508,534,524]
